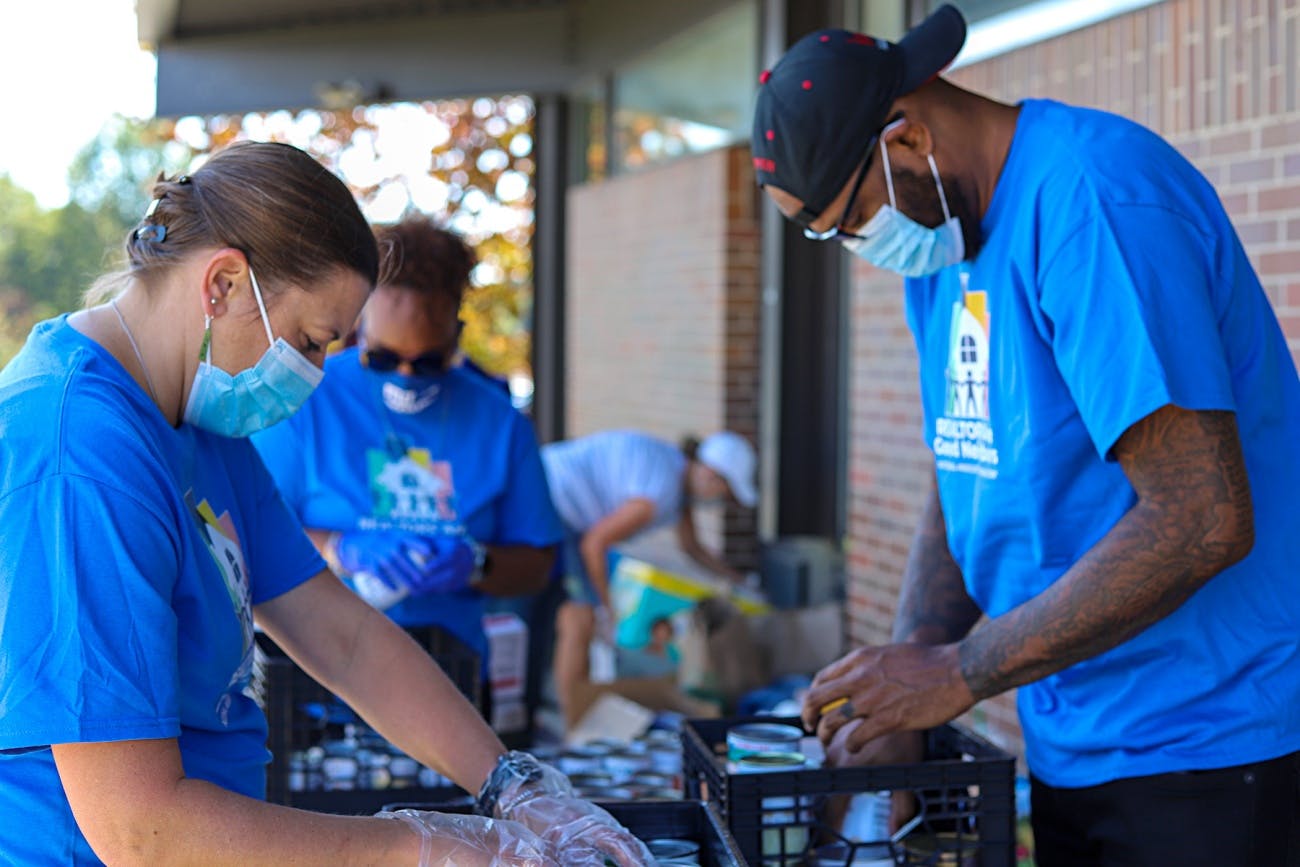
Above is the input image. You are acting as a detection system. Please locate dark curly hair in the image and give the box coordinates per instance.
[374,214,477,303]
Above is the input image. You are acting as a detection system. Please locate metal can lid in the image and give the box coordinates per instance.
[730,752,808,772]
[727,723,804,744]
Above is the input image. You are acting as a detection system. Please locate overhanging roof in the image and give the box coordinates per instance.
[138,0,741,116]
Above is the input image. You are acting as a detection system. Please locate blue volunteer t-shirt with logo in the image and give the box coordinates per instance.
[905,99,1300,788]
[0,316,325,864]
[252,348,562,663]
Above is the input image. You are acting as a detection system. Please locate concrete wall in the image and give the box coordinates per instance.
[566,145,761,563]
[845,0,1300,762]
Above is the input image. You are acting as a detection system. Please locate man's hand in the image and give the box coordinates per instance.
[826,722,924,836]
[802,642,974,751]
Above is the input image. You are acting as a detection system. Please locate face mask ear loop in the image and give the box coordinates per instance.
[928,153,953,223]
[247,267,276,348]
[879,134,898,210]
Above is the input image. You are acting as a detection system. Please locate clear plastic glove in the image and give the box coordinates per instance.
[409,536,478,595]
[480,752,653,867]
[376,808,554,867]
[334,530,435,591]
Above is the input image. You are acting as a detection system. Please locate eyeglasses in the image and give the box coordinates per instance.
[360,345,449,377]
[802,129,884,243]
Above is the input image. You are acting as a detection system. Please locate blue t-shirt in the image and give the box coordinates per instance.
[0,317,324,864]
[905,100,1300,787]
[541,430,687,536]
[252,349,561,661]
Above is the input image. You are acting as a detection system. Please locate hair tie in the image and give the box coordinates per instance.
[133,224,167,244]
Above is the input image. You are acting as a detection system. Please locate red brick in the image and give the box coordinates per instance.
[1261,117,1300,149]
[1236,219,1280,244]
[1258,184,1300,212]
[1208,128,1253,157]
[1258,250,1300,274]
[1228,156,1277,184]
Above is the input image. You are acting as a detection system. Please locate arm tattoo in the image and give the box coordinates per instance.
[959,407,1254,701]
[893,471,984,645]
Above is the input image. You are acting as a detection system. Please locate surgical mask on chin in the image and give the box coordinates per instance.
[842,130,965,278]
[379,372,442,415]
[183,267,324,437]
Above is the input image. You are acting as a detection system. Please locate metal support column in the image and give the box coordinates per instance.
[531,93,569,444]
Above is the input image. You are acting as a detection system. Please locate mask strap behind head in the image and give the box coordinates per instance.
[878,118,907,209]
[247,267,276,348]
[928,154,953,223]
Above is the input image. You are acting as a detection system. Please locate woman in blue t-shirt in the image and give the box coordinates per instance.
[0,143,647,866]
[252,216,563,687]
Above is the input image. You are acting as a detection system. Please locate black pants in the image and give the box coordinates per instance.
[1031,751,1300,867]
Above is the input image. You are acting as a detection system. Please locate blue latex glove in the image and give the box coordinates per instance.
[408,536,478,595]
[334,530,436,591]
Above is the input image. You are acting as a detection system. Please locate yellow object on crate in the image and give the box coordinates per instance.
[609,554,770,649]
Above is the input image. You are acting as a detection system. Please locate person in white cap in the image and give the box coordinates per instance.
[541,428,757,616]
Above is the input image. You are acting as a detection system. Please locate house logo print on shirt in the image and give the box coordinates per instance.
[185,491,256,726]
[366,446,459,530]
[933,278,1000,479]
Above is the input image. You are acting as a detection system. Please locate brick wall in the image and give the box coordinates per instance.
[846,0,1300,763]
[566,145,761,564]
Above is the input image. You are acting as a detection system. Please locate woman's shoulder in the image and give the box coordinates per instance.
[0,318,173,497]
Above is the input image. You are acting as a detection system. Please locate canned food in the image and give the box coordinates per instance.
[567,771,616,789]
[604,750,649,780]
[630,770,674,789]
[387,755,420,779]
[728,753,809,860]
[806,842,893,866]
[647,838,700,862]
[649,745,683,775]
[726,723,804,760]
[901,831,979,866]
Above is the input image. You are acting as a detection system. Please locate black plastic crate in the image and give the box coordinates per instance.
[253,627,480,812]
[382,798,745,866]
[683,716,1016,867]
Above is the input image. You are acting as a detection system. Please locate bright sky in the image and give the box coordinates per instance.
[0,0,156,209]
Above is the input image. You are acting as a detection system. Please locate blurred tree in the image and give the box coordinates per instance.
[0,99,537,380]
[67,115,198,229]
[0,176,129,363]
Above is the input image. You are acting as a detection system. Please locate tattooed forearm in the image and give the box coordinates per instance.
[894,470,984,645]
[959,407,1254,701]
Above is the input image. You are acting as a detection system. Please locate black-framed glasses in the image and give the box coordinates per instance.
[360,345,449,377]
[803,129,884,243]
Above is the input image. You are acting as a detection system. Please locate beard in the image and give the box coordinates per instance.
[891,167,983,261]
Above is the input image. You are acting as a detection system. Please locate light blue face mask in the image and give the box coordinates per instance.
[183,267,324,437]
[842,123,965,277]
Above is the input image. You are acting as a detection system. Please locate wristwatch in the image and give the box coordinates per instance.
[467,537,490,587]
[475,750,545,817]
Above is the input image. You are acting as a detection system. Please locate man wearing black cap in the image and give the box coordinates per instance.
[760,5,1300,865]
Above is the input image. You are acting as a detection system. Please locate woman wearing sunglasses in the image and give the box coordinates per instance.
[252,215,563,710]
[0,144,649,866]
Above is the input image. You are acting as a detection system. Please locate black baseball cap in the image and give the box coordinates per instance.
[751,4,967,227]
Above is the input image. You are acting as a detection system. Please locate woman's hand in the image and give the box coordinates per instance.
[479,752,653,866]
[377,810,554,867]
